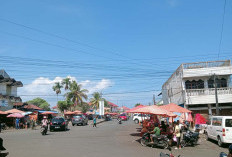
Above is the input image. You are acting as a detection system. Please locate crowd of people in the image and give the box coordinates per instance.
[141,116,190,150]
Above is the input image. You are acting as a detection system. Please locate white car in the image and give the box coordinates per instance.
[206,116,232,147]
[132,113,149,124]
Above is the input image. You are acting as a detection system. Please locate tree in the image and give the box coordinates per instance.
[27,97,50,110]
[57,101,68,113]
[134,103,141,107]
[90,92,102,109]
[52,82,63,101]
[80,102,90,113]
[61,77,71,90]
[65,81,88,108]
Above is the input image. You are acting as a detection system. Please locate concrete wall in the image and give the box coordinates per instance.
[183,66,232,78]
[11,86,17,96]
[0,84,6,95]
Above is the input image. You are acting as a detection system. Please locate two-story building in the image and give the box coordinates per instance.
[162,60,232,116]
[0,70,23,111]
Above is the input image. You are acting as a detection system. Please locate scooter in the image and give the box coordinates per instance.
[140,132,169,149]
[118,119,122,124]
[40,125,47,135]
[181,130,199,147]
[160,147,181,157]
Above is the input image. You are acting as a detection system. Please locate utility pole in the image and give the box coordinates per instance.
[213,74,220,116]
[153,95,156,105]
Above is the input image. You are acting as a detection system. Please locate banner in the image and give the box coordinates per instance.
[99,100,104,116]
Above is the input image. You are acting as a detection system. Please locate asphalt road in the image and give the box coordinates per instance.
[0,120,228,157]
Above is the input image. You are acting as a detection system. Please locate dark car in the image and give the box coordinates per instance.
[72,115,88,126]
[88,114,93,120]
[50,117,68,131]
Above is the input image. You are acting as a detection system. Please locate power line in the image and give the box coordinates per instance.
[218,0,227,59]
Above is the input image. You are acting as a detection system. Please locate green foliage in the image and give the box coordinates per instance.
[57,101,68,113]
[134,103,141,107]
[27,97,50,110]
[61,77,71,90]
[65,81,88,106]
[39,103,51,111]
[52,82,63,95]
[80,102,90,113]
[90,92,109,109]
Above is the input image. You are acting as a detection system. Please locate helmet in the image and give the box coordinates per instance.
[229,144,232,154]
[43,116,47,119]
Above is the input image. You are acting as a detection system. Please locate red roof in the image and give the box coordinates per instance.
[52,105,57,109]
[108,101,118,107]
[24,104,42,110]
[122,106,130,110]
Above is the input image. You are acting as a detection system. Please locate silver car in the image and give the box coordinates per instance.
[72,115,88,126]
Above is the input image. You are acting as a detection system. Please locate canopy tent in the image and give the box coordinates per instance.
[159,103,192,113]
[64,111,75,115]
[126,105,145,113]
[105,112,118,115]
[129,105,177,117]
[187,113,193,122]
[86,111,94,115]
[22,112,33,116]
[7,113,24,118]
[0,110,7,115]
[5,109,25,114]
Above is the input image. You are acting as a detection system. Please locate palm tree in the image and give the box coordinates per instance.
[90,92,102,109]
[65,81,88,110]
[52,82,63,102]
[62,77,71,90]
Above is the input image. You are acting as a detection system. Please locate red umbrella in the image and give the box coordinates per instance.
[73,110,82,114]
[7,113,24,118]
[127,105,145,113]
[5,109,25,114]
[64,111,75,115]
[187,113,193,122]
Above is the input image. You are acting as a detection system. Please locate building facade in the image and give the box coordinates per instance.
[162,60,232,115]
[0,70,23,111]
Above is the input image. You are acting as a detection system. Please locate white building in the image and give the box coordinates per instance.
[0,70,23,111]
[162,60,232,115]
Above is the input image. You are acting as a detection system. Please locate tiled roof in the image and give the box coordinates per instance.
[107,101,118,107]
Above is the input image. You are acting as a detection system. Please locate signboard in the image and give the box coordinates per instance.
[99,100,104,116]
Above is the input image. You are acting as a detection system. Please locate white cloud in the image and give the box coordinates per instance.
[18,76,113,107]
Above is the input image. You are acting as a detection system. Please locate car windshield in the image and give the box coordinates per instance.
[73,115,82,119]
[52,118,64,123]
[225,119,232,127]
[120,114,126,116]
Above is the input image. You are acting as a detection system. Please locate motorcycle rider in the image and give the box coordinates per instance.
[41,116,49,132]
[149,123,161,144]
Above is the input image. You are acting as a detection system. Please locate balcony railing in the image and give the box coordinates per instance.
[183,60,231,69]
[186,87,232,96]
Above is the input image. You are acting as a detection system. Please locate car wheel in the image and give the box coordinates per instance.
[72,123,74,126]
[205,132,209,141]
[180,140,187,148]
[162,141,169,149]
[50,129,53,132]
[134,119,139,124]
[218,137,223,147]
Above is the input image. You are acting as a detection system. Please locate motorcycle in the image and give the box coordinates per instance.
[140,132,169,149]
[160,147,181,157]
[40,125,47,135]
[0,138,9,157]
[117,118,122,124]
[180,130,199,147]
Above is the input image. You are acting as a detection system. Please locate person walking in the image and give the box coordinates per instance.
[15,118,20,130]
[174,121,181,149]
[93,116,97,127]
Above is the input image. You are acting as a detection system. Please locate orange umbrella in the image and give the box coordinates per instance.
[73,110,82,114]
[64,111,75,115]
[130,105,177,117]
[5,109,25,114]
[41,111,56,115]
[0,110,7,115]
[86,111,94,115]
[160,103,192,113]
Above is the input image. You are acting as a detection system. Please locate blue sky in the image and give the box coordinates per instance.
[0,0,232,108]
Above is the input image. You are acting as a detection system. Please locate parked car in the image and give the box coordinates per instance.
[50,117,68,131]
[133,113,149,124]
[205,116,232,147]
[72,115,88,126]
[118,113,127,121]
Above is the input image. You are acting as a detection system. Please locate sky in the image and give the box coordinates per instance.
[0,0,232,108]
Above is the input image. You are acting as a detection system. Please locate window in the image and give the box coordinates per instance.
[208,78,228,88]
[208,79,214,88]
[212,118,222,126]
[185,80,204,89]
[225,119,232,127]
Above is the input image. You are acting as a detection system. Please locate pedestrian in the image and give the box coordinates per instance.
[93,116,97,127]
[174,121,181,149]
[15,118,20,130]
